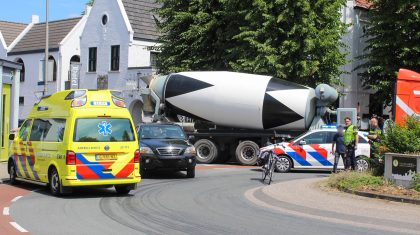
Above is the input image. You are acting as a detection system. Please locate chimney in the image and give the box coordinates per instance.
[31,15,40,23]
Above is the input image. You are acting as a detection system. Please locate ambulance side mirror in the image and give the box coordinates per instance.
[9,133,15,141]
[299,140,306,145]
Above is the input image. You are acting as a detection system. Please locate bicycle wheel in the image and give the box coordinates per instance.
[268,158,276,185]
[262,154,271,182]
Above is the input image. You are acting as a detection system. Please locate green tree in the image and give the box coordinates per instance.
[358,0,420,106]
[156,0,347,87]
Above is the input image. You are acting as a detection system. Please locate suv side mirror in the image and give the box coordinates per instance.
[188,135,195,142]
[9,133,15,141]
[299,140,306,145]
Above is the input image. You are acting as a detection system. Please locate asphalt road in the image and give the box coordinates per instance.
[8,167,408,235]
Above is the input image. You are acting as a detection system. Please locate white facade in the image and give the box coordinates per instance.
[6,15,88,120]
[0,33,6,59]
[79,0,160,125]
[339,1,372,117]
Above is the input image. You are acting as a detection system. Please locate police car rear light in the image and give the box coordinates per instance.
[112,97,126,108]
[71,96,87,107]
[66,151,76,165]
[134,150,140,163]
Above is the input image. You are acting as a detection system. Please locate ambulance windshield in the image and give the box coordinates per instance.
[74,118,135,142]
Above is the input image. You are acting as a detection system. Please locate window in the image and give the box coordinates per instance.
[18,120,32,141]
[300,132,329,145]
[88,47,97,72]
[19,97,24,106]
[29,119,66,142]
[16,58,25,82]
[110,45,120,71]
[358,134,368,143]
[150,52,159,68]
[139,125,186,139]
[49,56,57,82]
[74,118,135,142]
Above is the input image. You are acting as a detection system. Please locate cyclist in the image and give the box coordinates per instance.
[332,125,347,173]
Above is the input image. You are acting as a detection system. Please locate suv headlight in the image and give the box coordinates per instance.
[184,146,196,155]
[140,147,153,154]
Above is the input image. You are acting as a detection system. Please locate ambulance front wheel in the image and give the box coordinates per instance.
[49,167,62,196]
[8,160,19,185]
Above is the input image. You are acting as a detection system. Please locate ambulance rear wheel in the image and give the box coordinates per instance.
[49,168,61,196]
[115,185,132,195]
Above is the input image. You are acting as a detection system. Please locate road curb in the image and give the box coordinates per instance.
[343,189,420,205]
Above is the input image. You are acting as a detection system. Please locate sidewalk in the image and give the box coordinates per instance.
[0,162,8,184]
[246,177,420,235]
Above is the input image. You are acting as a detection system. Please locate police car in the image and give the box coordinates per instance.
[260,126,371,173]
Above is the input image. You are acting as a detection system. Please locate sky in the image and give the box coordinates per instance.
[0,0,88,23]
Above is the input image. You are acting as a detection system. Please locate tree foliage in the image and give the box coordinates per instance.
[382,117,420,154]
[358,0,420,106]
[155,0,347,87]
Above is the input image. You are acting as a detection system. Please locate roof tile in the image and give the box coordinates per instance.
[0,21,27,46]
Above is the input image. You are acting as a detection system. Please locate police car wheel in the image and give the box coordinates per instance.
[8,161,19,185]
[275,156,292,173]
[356,157,370,172]
[49,168,61,196]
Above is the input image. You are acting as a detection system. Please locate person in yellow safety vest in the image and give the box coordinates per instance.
[344,117,359,170]
[367,117,382,158]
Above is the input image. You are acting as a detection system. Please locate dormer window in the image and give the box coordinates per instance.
[102,14,108,25]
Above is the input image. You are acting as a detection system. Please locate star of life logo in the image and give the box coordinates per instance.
[98,121,112,136]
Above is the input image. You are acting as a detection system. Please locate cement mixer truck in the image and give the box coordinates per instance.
[139,71,339,165]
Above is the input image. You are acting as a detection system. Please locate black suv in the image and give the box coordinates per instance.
[138,123,196,178]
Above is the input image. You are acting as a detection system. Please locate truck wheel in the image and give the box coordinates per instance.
[8,161,19,185]
[235,141,259,165]
[275,155,292,173]
[194,139,219,164]
[49,168,62,196]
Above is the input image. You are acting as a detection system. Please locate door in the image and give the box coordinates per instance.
[299,131,333,167]
[12,119,32,178]
[1,84,11,161]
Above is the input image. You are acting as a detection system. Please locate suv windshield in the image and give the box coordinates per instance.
[74,118,135,142]
[139,125,186,139]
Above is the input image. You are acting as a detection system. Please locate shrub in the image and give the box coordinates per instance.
[382,117,420,154]
[327,171,385,191]
[414,174,420,192]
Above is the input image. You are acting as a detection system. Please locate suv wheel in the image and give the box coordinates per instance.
[186,168,195,178]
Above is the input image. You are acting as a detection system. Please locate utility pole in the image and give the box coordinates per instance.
[44,0,49,95]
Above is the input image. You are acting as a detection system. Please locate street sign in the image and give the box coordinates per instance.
[70,62,80,89]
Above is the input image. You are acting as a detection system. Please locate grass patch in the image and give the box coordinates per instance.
[327,171,387,191]
[327,171,420,200]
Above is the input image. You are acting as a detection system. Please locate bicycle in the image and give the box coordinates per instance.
[260,150,278,185]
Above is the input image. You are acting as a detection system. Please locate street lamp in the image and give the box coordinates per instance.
[44,0,49,95]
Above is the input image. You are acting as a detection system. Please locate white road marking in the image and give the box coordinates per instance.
[11,196,23,202]
[31,189,41,192]
[9,222,28,233]
[3,207,10,215]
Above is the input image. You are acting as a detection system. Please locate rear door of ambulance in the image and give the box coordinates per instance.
[70,117,138,181]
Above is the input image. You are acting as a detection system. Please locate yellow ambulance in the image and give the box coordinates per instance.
[7,90,141,195]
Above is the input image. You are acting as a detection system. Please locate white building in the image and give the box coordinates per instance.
[79,0,161,125]
[6,14,89,120]
[340,0,378,120]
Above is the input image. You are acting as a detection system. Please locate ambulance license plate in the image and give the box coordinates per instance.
[96,154,117,161]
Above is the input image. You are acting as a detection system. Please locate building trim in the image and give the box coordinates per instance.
[8,48,59,56]
[133,37,159,43]
[117,0,134,42]
[0,59,22,70]
[0,32,6,50]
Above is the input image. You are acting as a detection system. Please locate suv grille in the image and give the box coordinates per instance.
[156,147,183,156]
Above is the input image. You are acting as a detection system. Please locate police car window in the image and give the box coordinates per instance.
[358,134,368,143]
[302,132,328,144]
[74,118,135,142]
[19,120,32,141]
[29,119,66,142]
[326,132,336,143]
